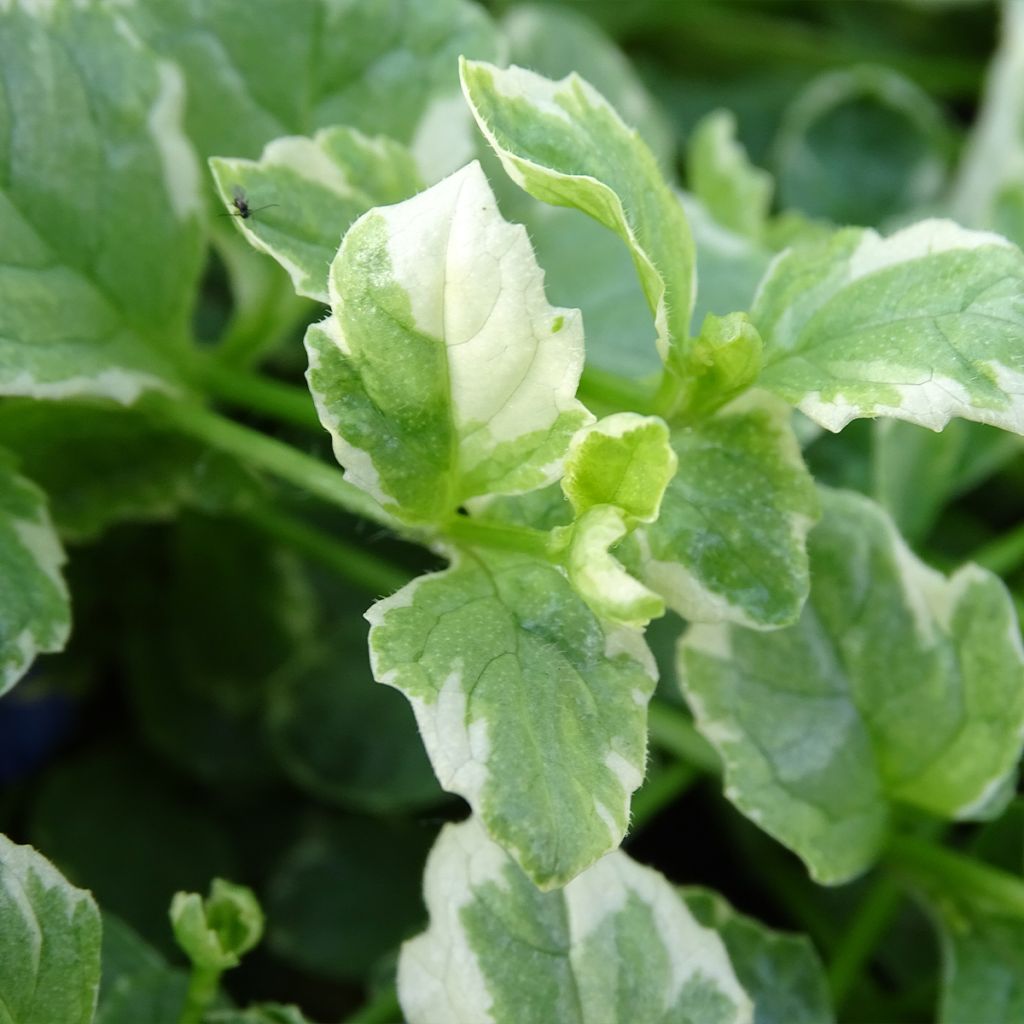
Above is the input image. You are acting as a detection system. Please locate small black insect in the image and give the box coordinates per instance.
[222,185,278,220]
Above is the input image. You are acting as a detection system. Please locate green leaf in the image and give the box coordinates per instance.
[367,549,656,888]
[210,127,422,303]
[621,393,818,629]
[681,888,834,1024]
[0,453,71,695]
[678,488,1024,884]
[398,816,753,1024]
[687,110,773,241]
[501,4,674,168]
[267,611,442,814]
[753,219,1024,434]
[306,161,592,524]
[128,0,499,180]
[460,58,696,366]
[0,833,101,1024]
[872,419,1022,544]
[0,401,256,543]
[97,913,190,1024]
[0,0,203,402]
[265,812,432,983]
[774,66,950,227]
[562,413,677,523]
[119,515,312,790]
[951,1,1024,246]
[30,744,240,956]
[932,900,1024,1024]
[205,1007,310,1024]
[171,879,264,972]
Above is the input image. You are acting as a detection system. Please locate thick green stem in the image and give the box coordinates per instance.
[445,514,554,559]
[196,360,322,432]
[578,366,659,416]
[827,874,903,1010]
[177,966,221,1024]
[887,834,1024,918]
[152,398,394,528]
[647,700,721,775]
[244,504,411,596]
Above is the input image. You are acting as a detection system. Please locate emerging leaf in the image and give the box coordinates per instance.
[0,453,71,695]
[210,127,421,302]
[170,878,264,972]
[306,161,592,523]
[679,488,1024,883]
[753,219,1024,434]
[367,549,656,888]
[0,833,101,1024]
[461,58,696,366]
[398,816,753,1024]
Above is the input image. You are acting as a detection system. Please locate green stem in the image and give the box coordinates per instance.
[578,366,658,416]
[445,515,554,559]
[244,504,411,596]
[969,521,1024,577]
[152,398,394,528]
[887,834,1024,918]
[177,966,221,1024]
[344,986,402,1024]
[196,360,322,432]
[630,761,697,831]
[647,700,721,775]
[827,874,903,1010]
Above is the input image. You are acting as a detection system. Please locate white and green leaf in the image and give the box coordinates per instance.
[398,816,753,1024]
[0,0,203,402]
[687,111,773,242]
[126,0,500,181]
[461,58,696,365]
[0,453,71,695]
[0,833,101,1024]
[367,549,656,888]
[753,219,1024,434]
[679,488,1024,884]
[620,393,818,630]
[306,161,592,524]
[210,127,421,302]
[681,889,834,1024]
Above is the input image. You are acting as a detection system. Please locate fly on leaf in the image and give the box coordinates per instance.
[222,185,277,220]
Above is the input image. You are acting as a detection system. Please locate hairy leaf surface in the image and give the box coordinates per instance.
[679,488,1024,883]
[367,550,655,888]
[398,816,752,1024]
[306,161,591,523]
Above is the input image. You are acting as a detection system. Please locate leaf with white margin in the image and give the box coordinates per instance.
[0,0,203,403]
[367,549,656,889]
[679,487,1024,885]
[210,127,421,303]
[950,0,1024,246]
[681,888,834,1024]
[752,219,1024,435]
[305,161,592,524]
[461,58,696,366]
[398,816,753,1024]
[0,833,101,1024]
[562,413,677,523]
[565,506,665,629]
[124,0,500,182]
[687,111,773,242]
[619,392,818,630]
[0,453,71,695]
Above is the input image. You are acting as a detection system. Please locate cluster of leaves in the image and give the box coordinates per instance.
[4,0,1024,1022]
